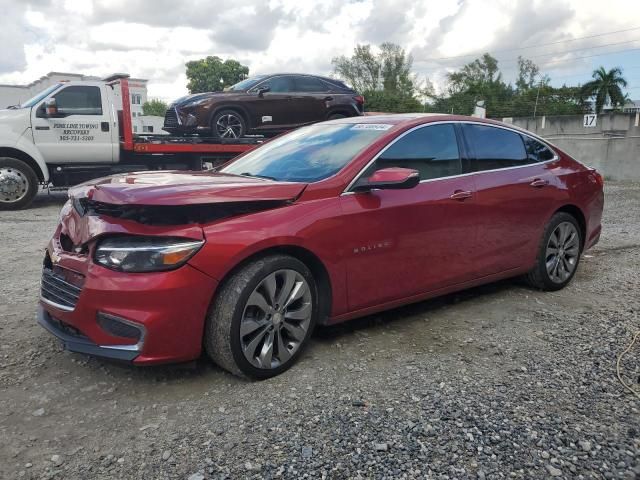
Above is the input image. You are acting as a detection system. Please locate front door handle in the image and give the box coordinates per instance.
[101,122,110,132]
[324,96,334,101]
[450,190,473,201]
[530,178,549,188]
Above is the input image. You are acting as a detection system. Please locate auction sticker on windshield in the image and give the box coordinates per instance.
[350,124,393,130]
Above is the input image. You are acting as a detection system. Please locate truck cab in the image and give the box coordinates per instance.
[0,74,259,210]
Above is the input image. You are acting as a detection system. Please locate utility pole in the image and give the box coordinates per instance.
[533,81,542,118]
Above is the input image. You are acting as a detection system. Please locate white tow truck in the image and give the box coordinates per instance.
[0,74,260,209]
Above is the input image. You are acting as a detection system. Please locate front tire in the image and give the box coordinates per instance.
[525,212,582,291]
[211,109,246,139]
[0,157,39,210]
[205,255,317,379]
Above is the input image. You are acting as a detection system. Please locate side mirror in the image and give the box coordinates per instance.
[353,167,420,192]
[45,98,58,117]
[257,85,270,97]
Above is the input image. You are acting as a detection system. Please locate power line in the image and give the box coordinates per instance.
[520,39,640,60]
[423,26,640,61]
[422,45,640,73]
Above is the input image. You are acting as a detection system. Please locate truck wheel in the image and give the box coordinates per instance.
[0,157,39,210]
[204,254,317,379]
[211,110,246,139]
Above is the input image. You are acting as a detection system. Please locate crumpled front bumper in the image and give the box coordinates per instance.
[38,306,140,362]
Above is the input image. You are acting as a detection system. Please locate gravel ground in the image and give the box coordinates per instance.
[0,183,639,480]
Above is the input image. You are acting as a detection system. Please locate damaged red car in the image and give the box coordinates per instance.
[39,115,604,378]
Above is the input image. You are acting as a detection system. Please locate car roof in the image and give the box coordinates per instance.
[327,113,539,133]
[257,73,352,87]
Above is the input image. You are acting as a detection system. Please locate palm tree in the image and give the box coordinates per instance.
[581,67,628,113]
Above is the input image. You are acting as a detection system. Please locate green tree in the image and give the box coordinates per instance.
[425,54,590,118]
[447,53,502,94]
[581,67,628,113]
[185,56,249,94]
[142,98,168,117]
[515,56,541,91]
[331,43,422,113]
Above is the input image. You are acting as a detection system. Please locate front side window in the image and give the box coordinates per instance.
[227,75,268,91]
[363,124,461,180]
[260,76,293,93]
[522,136,555,163]
[221,123,389,182]
[463,124,530,170]
[293,76,329,92]
[53,86,102,115]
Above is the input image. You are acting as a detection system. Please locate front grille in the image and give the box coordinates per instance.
[41,266,83,311]
[163,107,179,129]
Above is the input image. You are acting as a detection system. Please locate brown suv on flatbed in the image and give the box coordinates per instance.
[163,74,364,138]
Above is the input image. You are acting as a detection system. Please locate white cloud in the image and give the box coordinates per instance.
[0,0,639,101]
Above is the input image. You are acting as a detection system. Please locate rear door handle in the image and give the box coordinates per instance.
[450,190,473,201]
[530,178,549,188]
[324,96,334,101]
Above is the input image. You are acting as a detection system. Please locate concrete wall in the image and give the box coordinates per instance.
[504,113,640,180]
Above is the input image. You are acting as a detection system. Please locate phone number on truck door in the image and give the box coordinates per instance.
[58,134,95,141]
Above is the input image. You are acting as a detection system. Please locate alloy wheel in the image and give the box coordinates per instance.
[0,167,29,203]
[215,114,243,138]
[240,269,313,369]
[545,221,580,283]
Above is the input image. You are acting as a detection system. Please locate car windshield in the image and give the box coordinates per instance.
[227,75,268,91]
[19,84,63,108]
[221,123,392,182]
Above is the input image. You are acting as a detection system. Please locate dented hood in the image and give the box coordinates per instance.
[70,171,307,206]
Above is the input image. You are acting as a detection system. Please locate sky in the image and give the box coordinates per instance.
[1,0,639,102]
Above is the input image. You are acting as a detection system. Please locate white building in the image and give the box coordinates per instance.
[0,71,151,126]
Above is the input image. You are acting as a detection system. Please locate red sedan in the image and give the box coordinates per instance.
[39,114,604,378]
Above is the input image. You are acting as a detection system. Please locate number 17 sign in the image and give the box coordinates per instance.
[583,114,597,127]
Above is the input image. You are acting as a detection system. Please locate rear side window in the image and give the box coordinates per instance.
[262,76,293,93]
[53,86,102,115]
[293,76,329,92]
[463,124,530,170]
[321,78,352,91]
[365,124,461,180]
[522,136,555,162]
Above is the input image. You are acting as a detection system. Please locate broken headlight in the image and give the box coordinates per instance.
[94,236,204,272]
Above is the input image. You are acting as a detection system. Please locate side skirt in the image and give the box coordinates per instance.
[327,266,529,325]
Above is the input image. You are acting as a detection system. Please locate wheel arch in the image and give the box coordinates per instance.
[553,204,586,248]
[0,147,46,182]
[212,244,334,325]
[209,104,252,131]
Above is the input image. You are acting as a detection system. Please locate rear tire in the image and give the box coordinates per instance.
[0,157,39,210]
[211,109,246,139]
[204,254,317,379]
[525,212,582,291]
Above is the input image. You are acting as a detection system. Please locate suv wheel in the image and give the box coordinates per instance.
[211,109,246,139]
[205,254,317,379]
[0,157,39,210]
[525,212,582,291]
